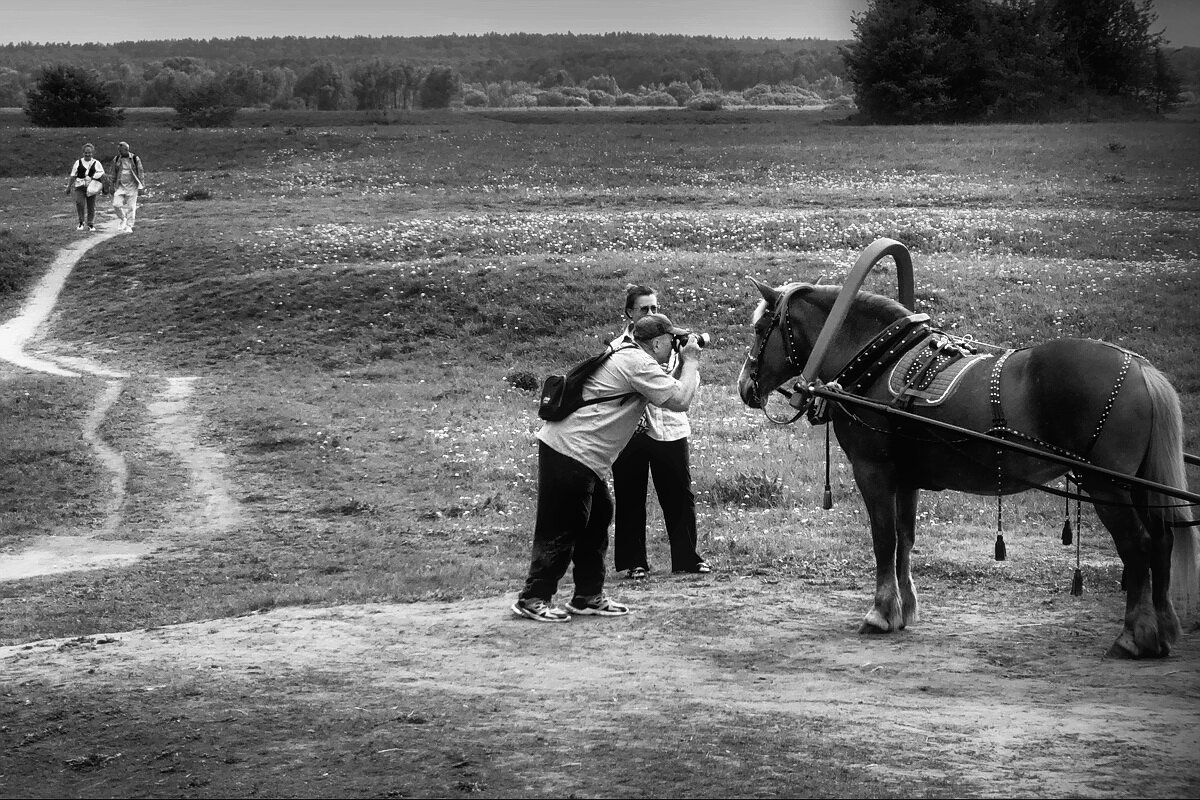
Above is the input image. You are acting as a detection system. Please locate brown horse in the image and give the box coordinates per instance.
[737,277,1198,659]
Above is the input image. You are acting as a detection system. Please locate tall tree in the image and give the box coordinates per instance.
[1049,0,1162,96]
[843,0,1180,122]
[841,0,994,123]
[296,60,348,110]
[25,64,123,127]
[418,65,460,109]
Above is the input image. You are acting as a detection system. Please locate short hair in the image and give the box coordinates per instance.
[83,142,95,150]
[624,283,656,311]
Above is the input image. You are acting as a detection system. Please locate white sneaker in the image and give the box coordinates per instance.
[76,223,85,230]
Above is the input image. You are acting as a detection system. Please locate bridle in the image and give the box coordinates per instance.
[745,283,811,424]
[747,282,932,426]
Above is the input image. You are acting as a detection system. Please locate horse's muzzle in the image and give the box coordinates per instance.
[737,361,761,408]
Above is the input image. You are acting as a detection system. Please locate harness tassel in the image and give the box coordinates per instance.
[994,492,1006,561]
[1071,568,1084,596]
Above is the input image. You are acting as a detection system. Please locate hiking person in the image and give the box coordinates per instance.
[65,142,104,231]
[109,141,145,233]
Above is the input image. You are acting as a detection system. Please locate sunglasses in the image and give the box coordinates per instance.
[635,304,658,313]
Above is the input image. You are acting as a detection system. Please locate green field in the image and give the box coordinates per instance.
[1,107,1198,644]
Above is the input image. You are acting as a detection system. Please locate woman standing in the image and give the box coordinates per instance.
[611,284,711,578]
[64,143,105,231]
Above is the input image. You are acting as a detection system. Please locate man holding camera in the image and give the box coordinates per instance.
[612,286,711,580]
[513,312,703,622]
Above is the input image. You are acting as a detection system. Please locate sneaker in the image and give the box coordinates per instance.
[566,594,630,616]
[76,223,85,231]
[511,598,569,623]
[626,567,648,580]
[673,560,712,574]
[88,225,95,232]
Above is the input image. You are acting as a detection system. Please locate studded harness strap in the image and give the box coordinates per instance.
[804,313,930,424]
[987,346,1134,463]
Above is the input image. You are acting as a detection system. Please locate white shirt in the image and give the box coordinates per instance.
[69,157,104,187]
[612,330,691,442]
[537,343,681,479]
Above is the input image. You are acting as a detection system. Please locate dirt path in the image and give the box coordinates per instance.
[0,221,231,580]
[1,232,1198,798]
[3,579,1198,797]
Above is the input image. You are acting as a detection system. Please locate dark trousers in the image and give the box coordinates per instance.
[74,188,96,225]
[519,442,611,602]
[612,433,701,572]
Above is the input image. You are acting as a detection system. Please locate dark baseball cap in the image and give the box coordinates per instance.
[632,313,689,342]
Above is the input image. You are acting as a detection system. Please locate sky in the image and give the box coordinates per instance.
[3,0,1198,47]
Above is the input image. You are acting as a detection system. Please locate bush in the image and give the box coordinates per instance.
[587,90,616,106]
[638,91,678,107]
[613,93,637,106]
[25,64,124,127]
[698,470,786,508]
[462,89,488,107]
[173,83,239,127]
[686,92,725,111]
[664,81,695,106]
[824,95,857,112]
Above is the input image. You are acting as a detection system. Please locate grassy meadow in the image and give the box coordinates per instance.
[0,107,1198,644]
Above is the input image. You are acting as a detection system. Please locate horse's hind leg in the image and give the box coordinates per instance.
[1093,496,1172,658]
[1137,494,1181,654]
[896,487,920,629]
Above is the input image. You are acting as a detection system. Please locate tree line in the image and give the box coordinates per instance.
[0,32,850,112]
[8,1,1196,126]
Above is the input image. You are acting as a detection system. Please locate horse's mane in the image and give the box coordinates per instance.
[802,284,910,324]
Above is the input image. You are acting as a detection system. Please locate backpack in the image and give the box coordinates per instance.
[537,343,640,421]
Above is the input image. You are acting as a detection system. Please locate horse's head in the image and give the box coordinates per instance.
[737,279,822,410]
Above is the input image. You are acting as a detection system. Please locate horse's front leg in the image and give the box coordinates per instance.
[853,464,904,634]
[895,487,920,629]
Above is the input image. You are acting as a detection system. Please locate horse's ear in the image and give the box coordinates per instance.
[750,278,780,306]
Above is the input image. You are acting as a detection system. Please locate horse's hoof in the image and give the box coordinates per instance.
[859,608,894,634]
[1104,641,1137,659]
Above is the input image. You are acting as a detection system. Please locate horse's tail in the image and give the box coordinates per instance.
[1139,363,1198,614]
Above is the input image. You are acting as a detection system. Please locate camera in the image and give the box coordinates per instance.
[673,332,711,349]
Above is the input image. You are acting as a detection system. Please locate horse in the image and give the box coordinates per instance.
[736,255,1198,659]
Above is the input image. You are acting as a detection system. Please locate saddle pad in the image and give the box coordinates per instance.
[886,336,991,406]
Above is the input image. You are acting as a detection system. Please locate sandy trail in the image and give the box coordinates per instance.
[0,220,228,580]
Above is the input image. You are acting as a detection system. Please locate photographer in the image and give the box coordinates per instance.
[513,312,703,623]
[612,286,711,580]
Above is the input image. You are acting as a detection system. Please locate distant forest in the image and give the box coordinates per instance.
[3,27,1198,118]
[0,33,855,110]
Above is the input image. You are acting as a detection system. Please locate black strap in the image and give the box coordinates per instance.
[580,343,641,408]
[834,314,931,393]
